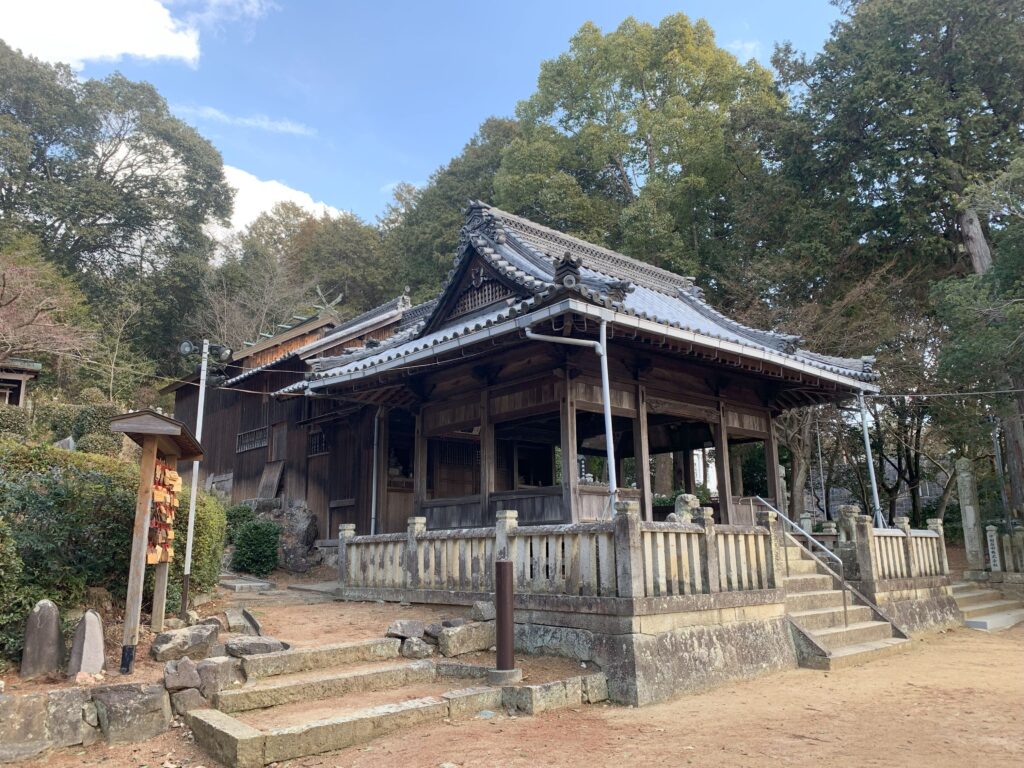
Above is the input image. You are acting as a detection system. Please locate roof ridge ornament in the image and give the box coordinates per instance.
[555,250,582,288]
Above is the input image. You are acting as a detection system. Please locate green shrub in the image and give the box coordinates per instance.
[225,503,255,544]
[0,515,38,666]
[78,387,108,405]
[71,403,121,441]
[34,401,83,439]
[0,437,137,485]
[171,486,227,601]
[0,405,30,437]
[232,519,279,577]
[75,432,123,456]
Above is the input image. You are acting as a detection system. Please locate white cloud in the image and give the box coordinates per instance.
[176,105,315,136]
[727,39,762,62]
[0,0,275,70]
[222,165,341,232]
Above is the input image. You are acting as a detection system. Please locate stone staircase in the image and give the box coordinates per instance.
[187,637,607,768]
[951,581,1024,631]
[781,540,911,670]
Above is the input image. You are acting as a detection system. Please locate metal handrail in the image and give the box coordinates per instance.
[755,496,843,569]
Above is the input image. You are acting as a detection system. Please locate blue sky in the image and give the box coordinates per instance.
[1,1,841,228]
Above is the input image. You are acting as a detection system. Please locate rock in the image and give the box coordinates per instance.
[0,692,48,762]
[401,637,434,659]
[470,601,496,622]
[186,609,201,624]
[74,671,94,684]
[46,688,91,747]
[438,621,496,657]
[505,678,583,715]
[67,609,105,675]
[149,624,219,661]
[252,498,321,573]
[386,619,425,639]
[163,617,187,630]
[195,656,244,699]
[91,683,171,744]
[199,615,225,630]
[425,622,444,639]
[441,617,467,628]
[82,701,99,727]
[20,599,64,679]
[422,633,438,646]
[225,635,285,657]
[170,688,209,716]
[164,658,202,691]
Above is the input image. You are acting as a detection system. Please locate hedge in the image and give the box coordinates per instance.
[34,401,83,440]
[225,503,256,544]
[232,519,280,577]
[71,402,121,441]
[75,432,123,456]
[0,405,30,437]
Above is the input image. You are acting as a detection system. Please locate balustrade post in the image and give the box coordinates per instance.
[853,513,878,586]
[756,509,782,589]
[613,500,645,598]
[494,509,518,563]
[337,523,356,586]
[927,517,949,575]
[894,516,917,578]
[405,516,426,587]
[695,507,721,593]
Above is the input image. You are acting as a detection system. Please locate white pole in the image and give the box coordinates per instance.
[598,320,617,510]
[857,391,885,528]
[181,339,209,615]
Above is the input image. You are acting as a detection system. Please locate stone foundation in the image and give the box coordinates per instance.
[852,577,962,634]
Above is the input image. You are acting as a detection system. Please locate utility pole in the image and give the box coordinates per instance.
[180,339,209,618]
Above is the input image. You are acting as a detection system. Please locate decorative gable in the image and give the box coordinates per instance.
[423,253,527,333]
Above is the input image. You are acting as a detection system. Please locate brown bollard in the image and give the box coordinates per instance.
[487,559,522,685]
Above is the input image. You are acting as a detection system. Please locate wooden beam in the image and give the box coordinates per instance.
[560,372,579,522]
[120,434,158,674]
[633,384,653,521]
[413,411,427,516]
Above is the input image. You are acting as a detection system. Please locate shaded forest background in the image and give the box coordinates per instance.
[2,0,1023,526]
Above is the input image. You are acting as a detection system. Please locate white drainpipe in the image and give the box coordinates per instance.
[524,320,617,512]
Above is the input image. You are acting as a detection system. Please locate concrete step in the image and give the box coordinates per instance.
[801,637,911,671]
[965,608,1024,631]
[960,599,1024,620]
[782,574,834,593]
[951,589,1006,608]
[783,558,821,575]
[808,620,894,652]
[788,604,874,631]
[785,588,846,612]
[241,638,400,680]
[951,580,987,593]
[216,659,435,713]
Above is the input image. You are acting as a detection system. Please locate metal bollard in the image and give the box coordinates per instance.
[487,559,522,685]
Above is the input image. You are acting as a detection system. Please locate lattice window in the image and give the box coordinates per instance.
[236,426,268,453]
[450,281,513,318]
[307,428,328,457]
[436,440,480,467]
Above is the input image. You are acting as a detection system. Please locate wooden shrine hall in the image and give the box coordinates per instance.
[172,203,878,536]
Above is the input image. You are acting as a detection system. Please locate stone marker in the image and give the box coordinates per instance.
[149,623,219,661]
[225,635,285,657]
[470,601,496,622]
[401,637,434,659]
[20,599,64,680]
[91,683,172,743]
[164,658,202,691]
[386,619,425,639]
[67,609,105,675]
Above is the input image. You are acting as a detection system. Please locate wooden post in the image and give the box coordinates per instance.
[413,411,427,517]
[151,562,169,633]
[479,389,494,520]
[120,435,158,674]
[633,384,653,521]
[713,403,734,524]
[560,373,579,522]
[765,418,782,505]
[682,450,696,495]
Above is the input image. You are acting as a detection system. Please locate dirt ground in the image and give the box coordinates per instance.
[21,589,1024,768]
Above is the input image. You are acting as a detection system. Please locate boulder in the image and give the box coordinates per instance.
[386,619,425,640]
[45,688,91,748]
[470,601,496,622]
[164,658,202,691]
[149,623,219,661]
[90,683,171,744]
[441,617,467,629]
[424,622,443,639]
[170,688,209,716]
[252,498,321,573]
[438,621,496,657]
[400,637,434,659]
[67,609,105,675]
[225,635,285,657]
[0,693,48,762]
[196,656,245,699]
[20,599,64,680]
[199,615,225,630]
[162,617,187,630]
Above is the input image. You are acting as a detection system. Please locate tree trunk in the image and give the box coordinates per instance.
[1002,379,1024,514]
[934,470,957,521]
[959,207,993,274]
[790,450,808,521]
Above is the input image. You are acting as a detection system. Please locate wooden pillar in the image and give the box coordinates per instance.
[120,435,158,674]
[633,384,653,521]
[682,449,696,494]
[714,403,734,524]
[765,418,782,505]
[560,373,579,522]
[413,411,427,517]
[374,408,389,532]
[151,562,169,632]
[479,389,494,520]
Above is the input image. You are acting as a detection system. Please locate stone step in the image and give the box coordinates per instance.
[951,581,986,593]
[951,589,1006,609]
[782,558,820,576]
[788,604,874,631]
[801,637,911,671]
[782,574,834,593]
[216,659,435,713]
[785,588,846,612]
[808,620,894,652]
[960,599,1024,620]
[964,608,1024,631]
[240,638,401,680]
